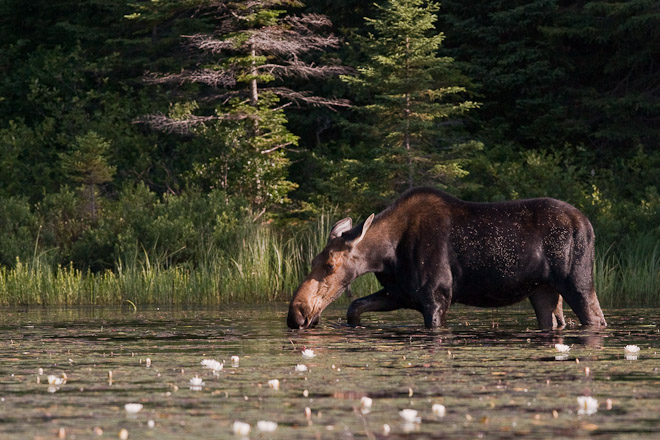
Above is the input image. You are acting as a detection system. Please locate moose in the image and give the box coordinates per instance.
[287,187,607,330]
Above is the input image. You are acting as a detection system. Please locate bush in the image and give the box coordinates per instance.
[0,196,39,266]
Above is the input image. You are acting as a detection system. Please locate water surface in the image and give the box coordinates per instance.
[0,305,658,439]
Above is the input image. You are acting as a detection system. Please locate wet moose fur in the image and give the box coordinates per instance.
[287,187,607,330]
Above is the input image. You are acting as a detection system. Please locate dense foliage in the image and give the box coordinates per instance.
[1,0,658,304]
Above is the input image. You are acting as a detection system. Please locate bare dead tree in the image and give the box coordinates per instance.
[140,3,352,133]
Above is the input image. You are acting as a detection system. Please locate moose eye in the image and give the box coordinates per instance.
[324,263,334,273]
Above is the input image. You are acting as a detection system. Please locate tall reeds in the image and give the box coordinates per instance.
[0,220,658,307]
[594,234,660,308]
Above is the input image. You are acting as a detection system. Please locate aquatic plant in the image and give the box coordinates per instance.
[200,359,223,371]
[301,349,316,359]
[231,356,239,367]
[232,421,250,436]
[624,344,641,360]
[124,403,143,414]
[432,404,446,417]
[256,421,278,432]
[624,345,640,354]
[577,396,598,415]
[399,409,421,423]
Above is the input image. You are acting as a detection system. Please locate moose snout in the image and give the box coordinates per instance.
[287,302,320,329]
[287,304,306,329]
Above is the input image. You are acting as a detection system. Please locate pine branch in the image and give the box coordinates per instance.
[135,112,249,134]
[260,61,353,79]
[145,69,236,88]
[184,34,234,54]
[264,87,351,108]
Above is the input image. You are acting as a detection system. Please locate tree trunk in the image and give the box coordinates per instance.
[250,43,258,105]
[404,36,413,189]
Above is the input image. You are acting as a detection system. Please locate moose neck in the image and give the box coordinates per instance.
[352,216,398,276]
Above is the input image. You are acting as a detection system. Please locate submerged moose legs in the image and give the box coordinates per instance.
[560,286,607,327]
[529,285,566,330]
[347,289,403,326]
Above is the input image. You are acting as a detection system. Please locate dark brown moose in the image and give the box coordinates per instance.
[287,187,607,330]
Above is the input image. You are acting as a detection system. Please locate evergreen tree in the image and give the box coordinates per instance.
[546,0,660,155]
[59,131,116,220]
[342,0,478,192]
[437,0,564,149]
[139,0,350,215]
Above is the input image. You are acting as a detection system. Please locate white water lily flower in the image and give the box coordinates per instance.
[47,375,66,386]
[399,409,421,423]
[124,403,143,414]
[268,379,280,390]
[189,375,205,386]
[624,345,640,360]
[256,420,278,432]
[360,396,373,414]
[232,421,251,436]
[295,364,308,372]
[432,403,446,417]
[231,356,240,367]
[577,396,598,415]
[200,359,223,371]
[624,345,640,354]
[555,343,571,353]
[302,349,316,359]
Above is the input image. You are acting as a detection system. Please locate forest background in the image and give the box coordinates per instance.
[1,0,658,308]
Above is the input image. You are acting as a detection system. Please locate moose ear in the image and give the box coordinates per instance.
[351,213,375,246]
[329,217,352,239]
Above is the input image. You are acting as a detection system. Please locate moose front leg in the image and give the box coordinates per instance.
[347,289,402,326]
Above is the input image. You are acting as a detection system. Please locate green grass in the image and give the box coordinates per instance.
[594,234,660,308]
[0,219,658,307]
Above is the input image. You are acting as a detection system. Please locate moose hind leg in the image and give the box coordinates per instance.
[347,289,402,326]
[529,285,565,330]
[557,281,607,327]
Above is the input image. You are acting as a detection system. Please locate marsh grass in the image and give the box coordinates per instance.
[0,219,658,307]
[595,234,660,308]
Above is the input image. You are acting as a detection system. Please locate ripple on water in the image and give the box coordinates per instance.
[0,305,657,439]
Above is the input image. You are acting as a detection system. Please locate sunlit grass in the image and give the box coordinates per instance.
[0,219,657,307]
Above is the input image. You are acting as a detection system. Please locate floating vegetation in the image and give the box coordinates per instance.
[432,403,446,417]
[124,403,143,414]
[624,344,641,360]
[200,359,223,372]
[577,396,599,416]
[399,409,421,423]
[232,421,251,436]
[256,421,278,432]
[1,307,659,439]
[301,349,316,359]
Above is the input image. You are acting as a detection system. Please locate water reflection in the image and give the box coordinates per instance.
[0,305,657,439]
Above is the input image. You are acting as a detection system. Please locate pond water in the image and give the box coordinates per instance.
[0,305,658,439]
